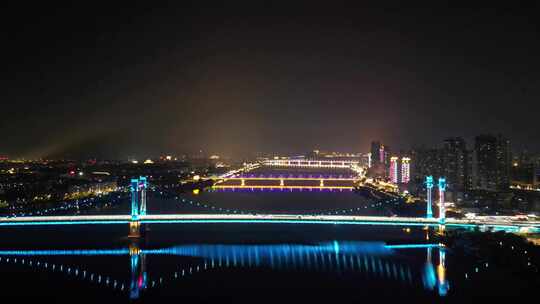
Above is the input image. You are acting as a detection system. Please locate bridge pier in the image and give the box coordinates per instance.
[128,221,141,238]
[320,179,324,187]
[280,179,284,186]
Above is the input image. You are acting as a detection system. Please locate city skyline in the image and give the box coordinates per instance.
[2,3,540,159]
[2,3,540,302]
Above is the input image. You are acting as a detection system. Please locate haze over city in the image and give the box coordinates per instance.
[3,3,540,159]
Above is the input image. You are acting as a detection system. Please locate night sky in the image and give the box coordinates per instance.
[3,3,540,159]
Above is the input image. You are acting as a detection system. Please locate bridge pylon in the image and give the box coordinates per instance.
[438,177,446,223]
[130,179,140,220]
[426,176,434,218]
[139,176,148,216]
[129,176,149,238]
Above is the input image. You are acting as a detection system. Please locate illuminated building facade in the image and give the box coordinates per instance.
[401,157,410,183]
[389,157,399,183]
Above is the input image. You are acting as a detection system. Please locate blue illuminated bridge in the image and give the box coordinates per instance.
[0,176,539,234]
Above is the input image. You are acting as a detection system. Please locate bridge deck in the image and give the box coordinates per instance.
[212,185,355,190]
[0,214,538,231]
[223,177,359,181]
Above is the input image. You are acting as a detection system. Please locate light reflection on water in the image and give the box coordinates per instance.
[0,240,449,300]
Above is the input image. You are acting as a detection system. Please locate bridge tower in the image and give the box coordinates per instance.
[139,176,148,216]
[426,176,434,218]
[438,177,446,223]
[130,179,140,220]
[129,176,149,238]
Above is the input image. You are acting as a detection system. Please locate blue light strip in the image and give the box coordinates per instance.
[0,249,130,256]
[0,242,442,257]
[0,218,536,233]
[0,217,536,233]
[385,244,441,249]
[0,220,130,226]
[140,219,439,227]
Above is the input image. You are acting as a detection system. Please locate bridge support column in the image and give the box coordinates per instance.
[426,176,434,218]
[320,179,324,187]
[128,221,141,238]
[241,179,245,186]
[139,176,147,216]
[280,179,284,186]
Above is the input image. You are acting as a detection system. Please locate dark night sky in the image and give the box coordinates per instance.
[2,3,540,159]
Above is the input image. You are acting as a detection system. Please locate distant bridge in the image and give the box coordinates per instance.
[263,159,359,168]
[222,176,358,181]
[215,174,359,190]
[212,185,355,191]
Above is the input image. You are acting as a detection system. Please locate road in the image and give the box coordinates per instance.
[0,214,538,232]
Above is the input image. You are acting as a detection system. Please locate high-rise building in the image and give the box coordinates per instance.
[380,145,386,164]
[412,148,443,183]
[370,141,382,166]
[401,157,411,183]
[389,156,399,183]
[369,141,388,178]
[442,137,469,191]
[474,134,511,191]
